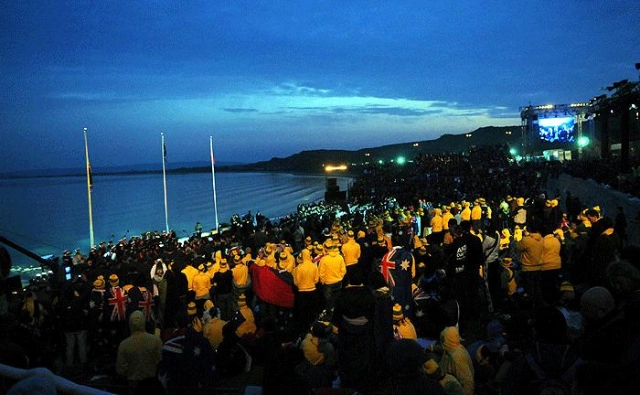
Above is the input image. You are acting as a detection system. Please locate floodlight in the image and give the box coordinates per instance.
[577,136,590,148]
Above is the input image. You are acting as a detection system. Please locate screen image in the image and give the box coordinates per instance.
[538,116,575,143]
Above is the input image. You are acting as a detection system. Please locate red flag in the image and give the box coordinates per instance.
[88,164,94,190]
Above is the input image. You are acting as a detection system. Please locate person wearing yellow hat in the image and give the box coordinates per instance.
[392,303,417,340]
[232,253,250,308]
[293,249,321,335]
[429,208,444,245]
[341,229,361,283]
[312,241,325,264]
[460,201,472,222]
[212,257,234,320]
[88,275,107,353]
[106,273,128,350]
[318,239,346,312]
[264,243,277,269]
[193,263,212,314]
[234,294,257,339]
[203,303,226,350]
[442,205,454,233]
[277,249,295,273]
[471,200,483,232]
[299,320,337,379]
[513,197,527,228]
[516,223,544,307]
[423,358,465,394]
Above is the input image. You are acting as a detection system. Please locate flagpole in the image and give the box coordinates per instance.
[83,127,95,248]
[161,133,169,233]
[210,136,220,231]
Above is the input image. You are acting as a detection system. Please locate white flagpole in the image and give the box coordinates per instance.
[161,133,169,233]
[83,127,95,248]
[210,136,220,230]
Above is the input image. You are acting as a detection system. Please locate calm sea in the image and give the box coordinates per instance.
[0,172,350,280]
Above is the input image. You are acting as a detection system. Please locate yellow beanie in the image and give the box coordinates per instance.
[108,274,119,287]
[187,301,197,316]
[559,281,574,293]
[392,304,404,321]
[423,359,440,376]
[203,300,214,311]
[93,276,105,289]
[237,293,247,307]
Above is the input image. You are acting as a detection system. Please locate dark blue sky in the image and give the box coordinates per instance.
[1,1,639,171]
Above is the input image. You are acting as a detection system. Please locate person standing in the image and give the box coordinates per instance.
[445,221,484,334]
[341,230,362,284]
[116,310,163,394]
[318,240,346,313]
[293,249,321,335]
[516,224,544,308]
[331,270,376,393]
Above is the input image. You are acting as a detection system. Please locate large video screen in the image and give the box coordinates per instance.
[538,116,575,143]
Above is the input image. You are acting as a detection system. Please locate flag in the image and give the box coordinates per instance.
[88,164,94,190]
[107,287,128,322]
[383,246,415,315]
[210,144,215,165]
[380,249,397,287]
[163,142,167,161]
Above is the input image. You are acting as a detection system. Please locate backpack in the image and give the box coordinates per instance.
[525,352,581,395]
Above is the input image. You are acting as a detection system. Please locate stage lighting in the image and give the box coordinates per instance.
[577,136,590,148]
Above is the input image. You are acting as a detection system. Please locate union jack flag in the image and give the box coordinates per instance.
[138,288,155,322]
[108,287,128,322]
[381,249,397,287]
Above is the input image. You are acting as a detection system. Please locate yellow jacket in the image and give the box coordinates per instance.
[471,205,482,221]
[517,232,544,272]
[540,234,562,271]
[181,265,199,291]
[203,318,226,349]
[394,319,418,340]
[193,272,212,299]
[318,249,347,285]
[431,211,443,233]
[235,306,257,337]
[293,253,320,292]
[232,262,249,287]
[341,238,361,265]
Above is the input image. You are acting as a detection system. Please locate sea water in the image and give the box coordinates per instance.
[0,172,350,281]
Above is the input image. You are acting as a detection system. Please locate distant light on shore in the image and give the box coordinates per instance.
[325,164,348,172]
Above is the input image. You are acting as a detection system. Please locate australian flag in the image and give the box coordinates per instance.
[157,330,216,392]
[381,246,414,317]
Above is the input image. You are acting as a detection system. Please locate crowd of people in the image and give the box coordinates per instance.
[1,144,639,395]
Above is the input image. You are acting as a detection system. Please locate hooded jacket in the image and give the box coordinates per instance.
[439,326,475,395]
[116,310,163,381]
[517,231,543,272]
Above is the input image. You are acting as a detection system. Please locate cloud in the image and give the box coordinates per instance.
[222,108,259,113]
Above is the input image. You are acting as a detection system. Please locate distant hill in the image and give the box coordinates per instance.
[224,125,521,174]
[1,126,519,178]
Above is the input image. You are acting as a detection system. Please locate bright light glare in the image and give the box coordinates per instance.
[325,164,348,172]
[577,136,590,148]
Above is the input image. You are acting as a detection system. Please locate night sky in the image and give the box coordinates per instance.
[2,1,639,172]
